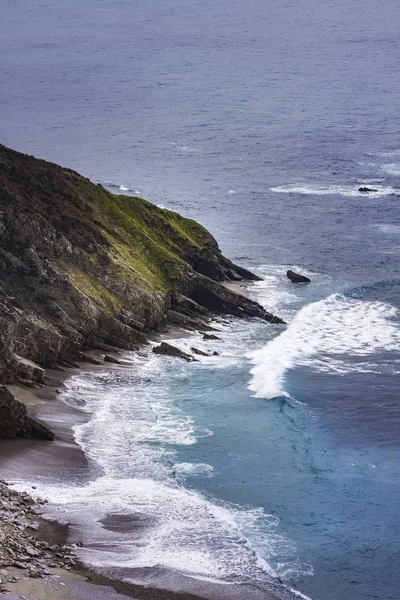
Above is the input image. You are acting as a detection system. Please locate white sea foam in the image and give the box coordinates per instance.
[382,163,400,176]
[171,142,196,153]
[374,224,400,235]
[249,294,400,399]
[10,321,312,590]
[12,473,305,585]
[157,204,173,210]
[270,183,399,197]
[119,185,129,191]
[174,462,214,478]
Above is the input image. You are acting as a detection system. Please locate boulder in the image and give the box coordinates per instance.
[286,270,311,284]
[152,342,196,362]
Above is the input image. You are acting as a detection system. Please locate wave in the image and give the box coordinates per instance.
[374,224,400,235]
[382,163,400,176]
[270,183,399,197]
[248,294,400,399]
[174,462,214,479]
[13,474,310,588]
[9,326,313,592]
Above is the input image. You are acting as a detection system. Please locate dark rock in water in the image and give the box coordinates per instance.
[203,333,221,341]
[0,386,55,440]
[286,269,311,284]
[359,186,378,193]
[152,342,196,362]
[191,347,213,357]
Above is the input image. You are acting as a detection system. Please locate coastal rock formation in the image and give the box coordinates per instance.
[287,269,311,284]
[0,386,54,440]
[0,144,284,437]
[152,342,196,362]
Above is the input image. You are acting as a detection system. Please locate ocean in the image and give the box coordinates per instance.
[1,0,400,599]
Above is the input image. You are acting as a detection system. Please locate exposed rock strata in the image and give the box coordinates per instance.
[0,144,284,437]
[0,386,54,440]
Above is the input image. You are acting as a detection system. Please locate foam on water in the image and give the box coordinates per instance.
[270,183,399,197]
[31,474,308,587]
[249,294,400,399]
[374,224,400,235]
[382,163,400,176]
[174,462,214,479]
[12,331,311,591]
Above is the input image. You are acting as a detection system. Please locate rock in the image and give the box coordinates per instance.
[152,342,196,362]
[104,355,123,365]
[78,352,102,365]
[359,186,378,193]
[190,274,285,324]
[0,386,55,440]
[171,292,209,318]
[191,347,212,357]
[286,269,311,284]
[203,333,220,341]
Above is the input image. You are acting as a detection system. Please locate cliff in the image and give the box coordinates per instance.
[0,144,283,439]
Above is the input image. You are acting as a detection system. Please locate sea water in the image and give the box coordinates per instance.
[1,1,400,599]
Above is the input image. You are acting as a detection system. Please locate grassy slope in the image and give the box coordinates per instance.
[0,145,217,313]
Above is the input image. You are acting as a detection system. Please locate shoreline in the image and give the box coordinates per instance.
[0,305,292,600]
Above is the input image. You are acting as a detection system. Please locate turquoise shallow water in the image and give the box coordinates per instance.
[1,0,400,598]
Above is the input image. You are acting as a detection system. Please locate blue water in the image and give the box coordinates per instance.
[2,1,400,599]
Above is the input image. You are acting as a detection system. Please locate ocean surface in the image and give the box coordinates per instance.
[1,1,400,599]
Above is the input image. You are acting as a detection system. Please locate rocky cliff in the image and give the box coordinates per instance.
[0,144,283,439]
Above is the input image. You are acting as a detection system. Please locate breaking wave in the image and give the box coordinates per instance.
[249,294,400,399]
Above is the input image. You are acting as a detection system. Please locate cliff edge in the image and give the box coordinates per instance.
[0,144,283,438]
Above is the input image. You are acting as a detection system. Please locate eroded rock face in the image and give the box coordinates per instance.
[287,270,311,284]
[0,144,285,437]
[0,386,54,440]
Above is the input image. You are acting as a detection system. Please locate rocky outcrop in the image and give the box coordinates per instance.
[190,274,286,323]
[0,386,54,440]
[152,342,196,362]
[0,144,284,437]
[287,270,311,284]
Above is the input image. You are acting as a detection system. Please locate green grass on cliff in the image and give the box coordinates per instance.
[0,144,217,313]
